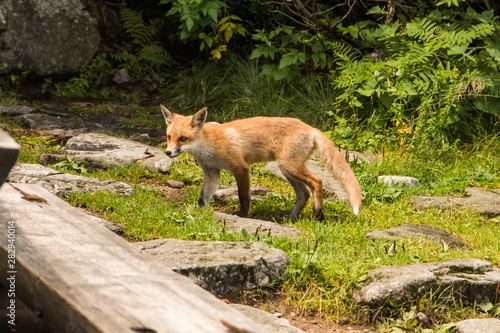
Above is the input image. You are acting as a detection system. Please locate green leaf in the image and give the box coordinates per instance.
[241,228,250,241]
[208,8,219,23]
[478,297,494,313]
[474,96,500,115]
[250,48,263,59]
[185,17,194,32]
[448,42,469,55]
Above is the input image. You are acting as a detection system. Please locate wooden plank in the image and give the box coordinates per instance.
[0,183,265,333]
[0,129,20,187]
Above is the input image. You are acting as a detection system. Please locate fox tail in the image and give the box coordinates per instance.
[313,130,362,215]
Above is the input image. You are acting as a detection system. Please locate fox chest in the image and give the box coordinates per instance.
[186,142,229,170]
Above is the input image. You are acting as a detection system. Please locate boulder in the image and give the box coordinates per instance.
[230,304,304,333]
[133,239,290,297]
[7,164,134,197]
[40,132,176,173]
[213,212,305,238]
[354,259,500,306]
[411,188,500,217]
[0,0,100,76]
[365,223,469,250]
[455,318,500,333]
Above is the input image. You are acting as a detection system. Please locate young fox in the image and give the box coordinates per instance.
[161,105,362,220]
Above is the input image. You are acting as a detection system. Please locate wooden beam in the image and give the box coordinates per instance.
[0,129,20,187]
[0,183,264,333]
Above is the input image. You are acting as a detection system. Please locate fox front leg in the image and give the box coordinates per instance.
[198,168,220,207]
[232,165,251,217]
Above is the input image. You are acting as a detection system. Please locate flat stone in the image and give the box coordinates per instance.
[455,318,500,333]
[354,259,500,306]
[7,164,134,197]
[411,188,500,217]
[230,304,303,333]
[214,212,305,238]
[213,185,269,204]
[166,180,185,189]
[365,223,469,249]
[0,105,34,116]
[40,132,177,173]
[133,239,290,297]
[264,160,349,204]
[378,175,420,187]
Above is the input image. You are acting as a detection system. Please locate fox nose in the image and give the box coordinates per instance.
[165,150,172,156]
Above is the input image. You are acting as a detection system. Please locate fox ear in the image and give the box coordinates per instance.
[160,105,175,126]
[190,107,208,128]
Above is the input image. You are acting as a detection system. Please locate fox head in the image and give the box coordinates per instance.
[161,105,207,158]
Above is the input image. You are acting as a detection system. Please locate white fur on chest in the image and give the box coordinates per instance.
[183,140,227,170]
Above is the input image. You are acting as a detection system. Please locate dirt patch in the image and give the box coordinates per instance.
[223,290,378,333]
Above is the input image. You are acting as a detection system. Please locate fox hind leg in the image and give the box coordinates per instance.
[279,162,324,221]
[279,166,310,220]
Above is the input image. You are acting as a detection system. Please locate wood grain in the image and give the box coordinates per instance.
[0,183,264,333]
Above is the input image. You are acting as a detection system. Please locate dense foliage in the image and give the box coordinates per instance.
[25,0,498,151]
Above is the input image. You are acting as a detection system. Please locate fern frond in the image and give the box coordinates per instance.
[120,7,155,47]
[327,40,356,62]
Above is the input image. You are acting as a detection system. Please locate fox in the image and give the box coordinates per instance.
[161,105,362,221]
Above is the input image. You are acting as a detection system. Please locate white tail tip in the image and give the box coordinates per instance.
[353,206,360,215]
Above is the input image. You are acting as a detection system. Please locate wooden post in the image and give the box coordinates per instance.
[0,183,265,333]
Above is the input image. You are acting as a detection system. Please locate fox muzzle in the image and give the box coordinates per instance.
[165,149,180,158]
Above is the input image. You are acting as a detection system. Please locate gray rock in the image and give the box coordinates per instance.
[17,113,89,130]
[166,180,185,189]
[0,105,34,116]
[112,68,131,84]
[455,318,500,333]
[264,160,349,204]
[7,164,134,197]
[411,188,500,217]
[231,304,303,333]
[40,132,177,173]
[365,223,469,250]
[378,175,420,187]
[214,212,305,238]
[133,239,290,297]
[213,185,269,204]
[354,259,500,306]
[0,0,100,76]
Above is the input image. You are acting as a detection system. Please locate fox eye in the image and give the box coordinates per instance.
[167,135,171,141]
[179,136,187,142]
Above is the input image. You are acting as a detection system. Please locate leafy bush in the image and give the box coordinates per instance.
[249,2,500,148]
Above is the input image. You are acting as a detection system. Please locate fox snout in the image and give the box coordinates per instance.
[165,149,180,158]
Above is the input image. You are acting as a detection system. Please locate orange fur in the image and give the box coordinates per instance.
[161,105,362,220]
